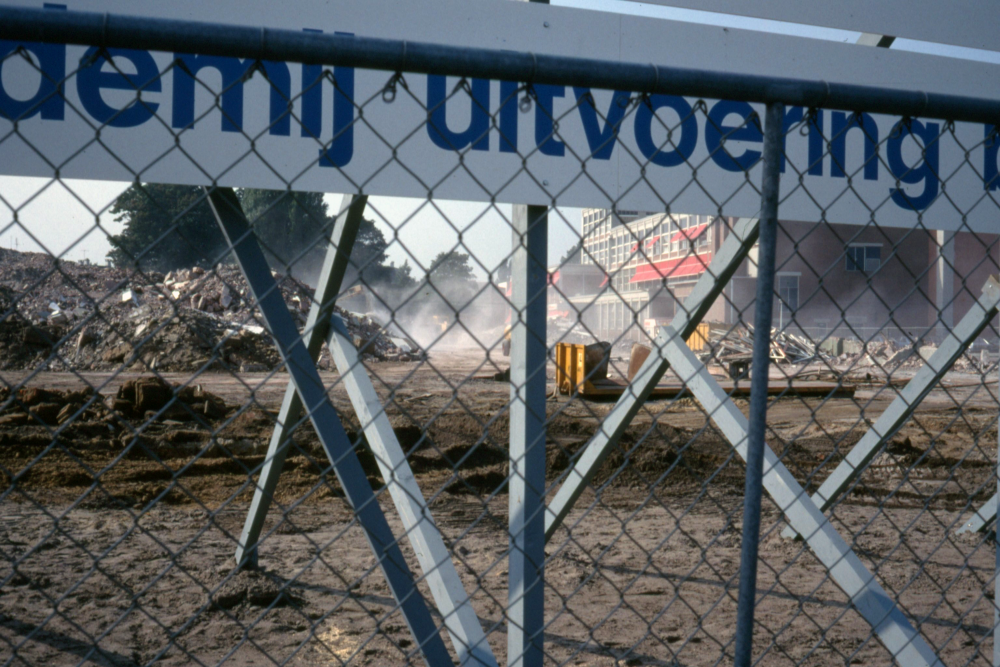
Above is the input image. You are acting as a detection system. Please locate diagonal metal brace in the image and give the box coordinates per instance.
[544,217,760,542]
[655,325,943,666]
[326,314,498,667]
[957,493,997,534]
[236,193,368,568]
[205,187,452,667]
[783,275,1000,540]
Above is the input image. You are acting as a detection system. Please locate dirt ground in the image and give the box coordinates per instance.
[1,348,998,666]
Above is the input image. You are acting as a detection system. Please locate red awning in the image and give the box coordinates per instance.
[670,223,708,244]
[629,252,713,283]
[643,235,660,248]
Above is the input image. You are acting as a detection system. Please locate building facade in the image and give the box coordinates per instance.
[571,208,999,345]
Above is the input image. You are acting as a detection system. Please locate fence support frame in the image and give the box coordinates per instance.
[325,314,498,667]
[653,316,942,666]
[236,193,367,568]
[781,276,1000,539]
[507,203,548,667]
[544,216,760,542]
[734,101,783,667]
[205,187,452,667]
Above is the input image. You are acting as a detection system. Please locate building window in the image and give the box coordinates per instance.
[846,245,881,272]
[778,274,799,310]
[776,273,799,328]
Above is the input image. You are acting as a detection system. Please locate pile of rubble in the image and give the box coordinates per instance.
[701,323,990,375]
[827,337,988,374]
[704,324,826,365]
[0,376,231,427]
[0,248,423,372]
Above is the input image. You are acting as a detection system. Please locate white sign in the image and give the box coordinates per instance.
[1,0,998,232]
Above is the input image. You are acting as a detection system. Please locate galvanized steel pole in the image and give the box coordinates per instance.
[733,101,784,667]
[507,203,548,667]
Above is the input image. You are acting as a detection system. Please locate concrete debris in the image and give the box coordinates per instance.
[704,324,824,365]
[0,247,423,372]
[697,325,988,376]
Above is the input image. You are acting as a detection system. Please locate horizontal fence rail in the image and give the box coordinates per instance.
[1,5,1000,124]
[0,5,998,667]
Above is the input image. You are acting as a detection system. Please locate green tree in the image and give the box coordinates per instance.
[239,189,330,268]
[107,184,227,271]
[429,250,476,284]
[559,240,583,265]
[108,186,408,288]
[351,216,394,284]
[389,259,417,290]
[427,250,477,307]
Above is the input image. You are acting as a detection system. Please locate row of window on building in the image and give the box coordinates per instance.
[581,209,714,272]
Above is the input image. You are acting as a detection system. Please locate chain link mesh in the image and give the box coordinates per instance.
[1,30,998,667]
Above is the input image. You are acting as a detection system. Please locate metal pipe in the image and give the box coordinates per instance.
[2,5,1000,125]
[507,203,548,667]
[733,101,783,667]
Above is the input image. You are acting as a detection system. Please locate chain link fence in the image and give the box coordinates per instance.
[1,6,999,667]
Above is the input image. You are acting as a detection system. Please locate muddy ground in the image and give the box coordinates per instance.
[1,349,998,666]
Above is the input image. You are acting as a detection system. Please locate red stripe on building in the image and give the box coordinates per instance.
[669,223,708,244]
[629,252,713,283]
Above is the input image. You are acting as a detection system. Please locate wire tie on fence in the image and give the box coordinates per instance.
[519,89,532,113]
[382,73,401,103]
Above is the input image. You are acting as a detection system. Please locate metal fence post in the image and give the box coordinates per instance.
[733,101,784,667]
[507,203,548,667]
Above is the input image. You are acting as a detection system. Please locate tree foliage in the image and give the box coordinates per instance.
[239,189,329,268]
[429,250,476,284]
[559,240,583,265]
[426,250,477,307]
[107,185,414,292]
[107,184,227,271]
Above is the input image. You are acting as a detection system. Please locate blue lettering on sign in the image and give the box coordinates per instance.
[426,75,490,151]
[77,47,161,128]
[831,111,879,180]
[705,100,762,172]
[172,54,291,134]
[633,94,696,167]
[888,119,939,210]
[309,31,356,169]
[498,80,520,154]
[574,88,630,161]
[318,64,355,168]
[780,107,825,176]
[986,125,999,192]
[0,40,65,121]
[1,38,996,214]
[533,85,565,157]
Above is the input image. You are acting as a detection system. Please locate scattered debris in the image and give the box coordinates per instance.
[703,323,824,366]
[0,247,423,371]
[0,376,233,426]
